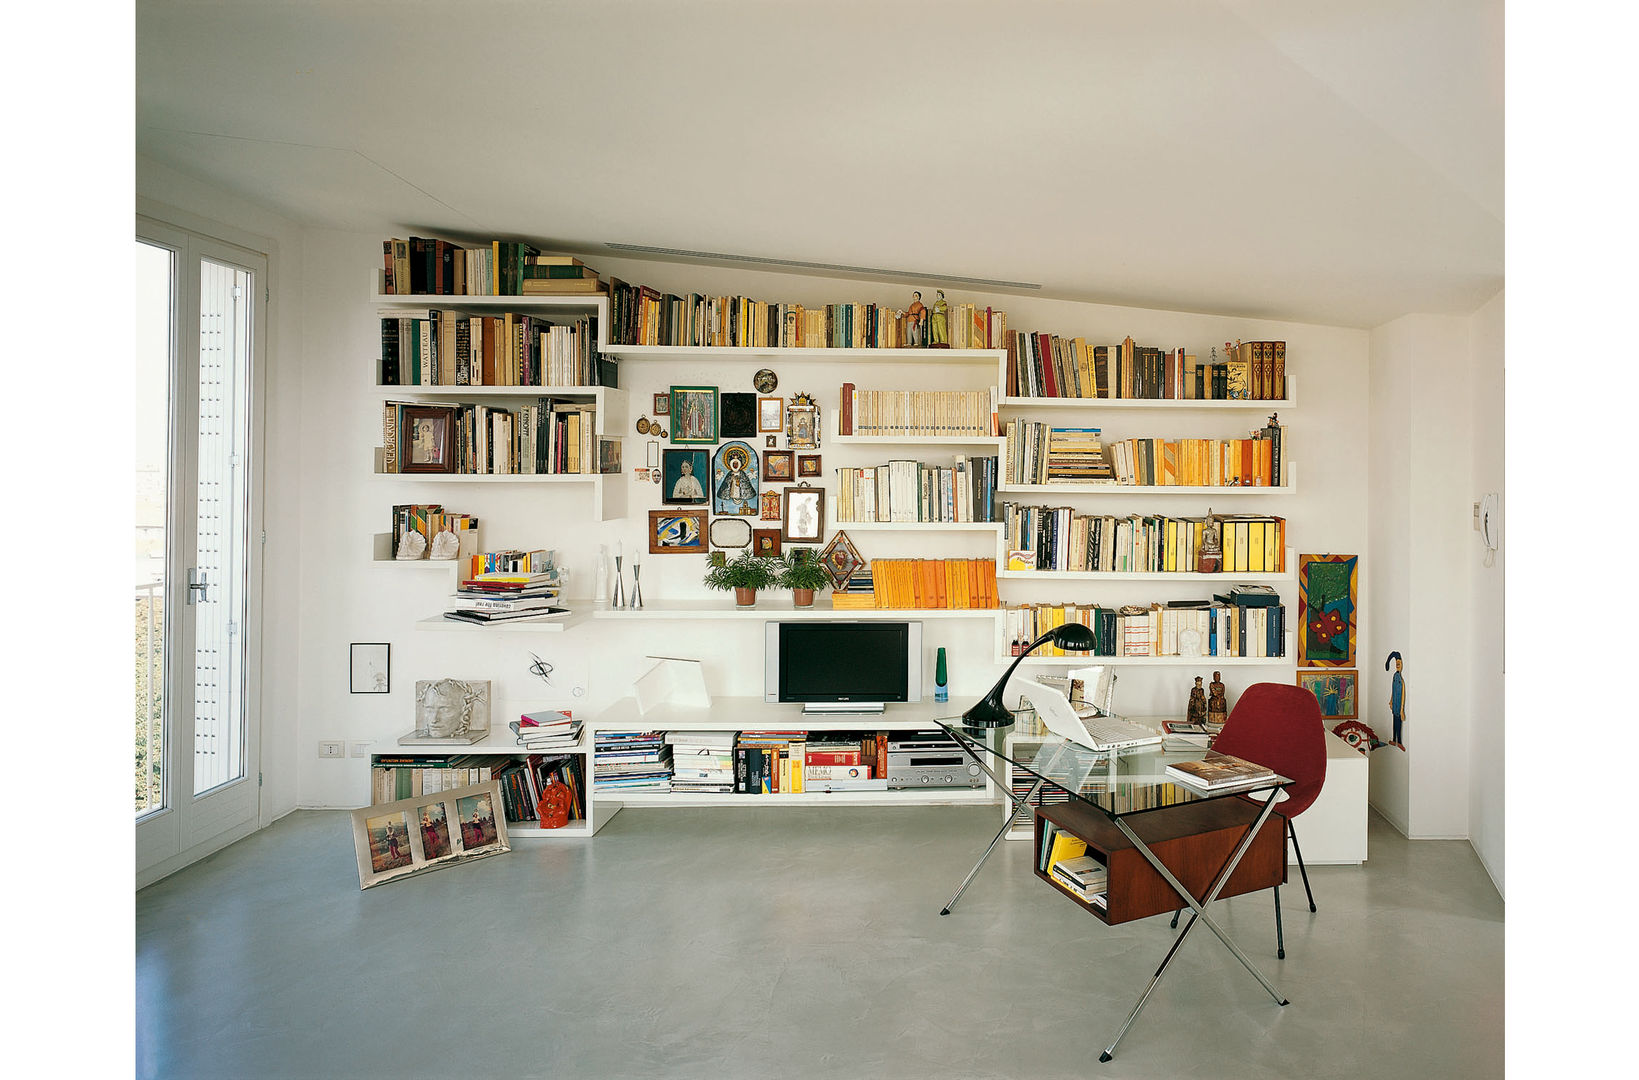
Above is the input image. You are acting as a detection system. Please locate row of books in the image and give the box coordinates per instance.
[832,456,1000,525]
[606,281,1012,351]
[1000,507,1287,574]
[1003,422,1116,484]
[1004,600,1287,658]
[491,755,586,824]
[1005,334,1287,401]
[390,504,478,561]
[1106,420,1286,488]
[866,558,1000,610]
[380,398,617,476]
[382,239,604,297]
[378,310,613,388]
[590,731,898,795]
[837,385,999,438]
[370,755,496,804]
[592,731,673,792]
[1039,826,1111,906]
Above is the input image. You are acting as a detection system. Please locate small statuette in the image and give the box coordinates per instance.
[1187,676,1208,726]
[395,530,427,560]
[428,530,460,560]
[1207,671,1228,726]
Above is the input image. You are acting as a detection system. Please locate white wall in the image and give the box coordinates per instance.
[1467,291,1505,894]
[1366,314,1476,840]
[135,155,307,827]
[293,237,1372,810]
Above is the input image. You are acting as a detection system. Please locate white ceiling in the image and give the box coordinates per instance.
[135,0,1503,328]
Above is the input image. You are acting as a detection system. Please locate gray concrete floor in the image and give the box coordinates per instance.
[136,806,1502,1080]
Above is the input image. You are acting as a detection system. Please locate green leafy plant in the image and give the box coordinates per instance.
[778,547,831,592]
[702,549,779,592]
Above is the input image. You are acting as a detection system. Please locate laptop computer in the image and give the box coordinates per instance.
[1018,677,1164,752]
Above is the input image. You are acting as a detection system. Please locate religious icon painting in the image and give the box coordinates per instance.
[797,454,822,478]
[1297,553,1358,666]
[669,386,718,444]
[786,392,820,450]
[819,530,863,590]
[712,440,760,516]
[759,490,782,520]
[762,450,794,482]
[652,392,671,416]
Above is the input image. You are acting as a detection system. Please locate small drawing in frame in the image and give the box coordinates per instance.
[765,435,777,448]
[652,392,670,416]
[350,779,512,890]
[1297,669,1359,720]
[760,490,783,520]
[401,405,458,473]
[753,528,782,557]
[786,402,820,450]
[763,450,794,482]
[350,642,390,694]
[797,454,822,478]
[782,484,825,543]
[662,448,709,505]
[650,508,707,554]
[758,396,784,432]
[669,386,718,444]
[720,393,757,438]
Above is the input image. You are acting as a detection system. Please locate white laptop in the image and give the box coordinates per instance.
[1018,677,1164,752]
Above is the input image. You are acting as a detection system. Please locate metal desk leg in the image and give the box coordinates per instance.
[1098,789,1288,1062]
[940,773,1045,916]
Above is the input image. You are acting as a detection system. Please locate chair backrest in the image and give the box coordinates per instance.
[1213,682,1328,819]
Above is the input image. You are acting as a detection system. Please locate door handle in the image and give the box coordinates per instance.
[187,568,210,604]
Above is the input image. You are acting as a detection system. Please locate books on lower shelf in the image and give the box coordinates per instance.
[371,755,496,803]
[834,456,999,524]
[378,308,611,388]
[593,732,673,792]
[839,387,998,438]
[1005,333,1286,402]
[1036,819,1110,907]
[1005,600,1286,659]
[867,558,999,609]
[1002,507,1286,574]
[1003,421,1116,485]
[1105,417,1286,488]
[380,398,614,476]
[1164,751,1275,790]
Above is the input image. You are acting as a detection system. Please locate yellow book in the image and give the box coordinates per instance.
[1248,522,1266,572]
[1268,519,1282,571]
[1047,832,1088,869]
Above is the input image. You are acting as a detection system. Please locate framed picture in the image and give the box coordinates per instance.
[786,402,820,449]
[759,490,782,520]
[713,441,759,516]
[758,396,784,432]
[661,448,709,505]
[819,530,863,589]
[782,484,824,543]
[752,528,782,557]
[1298,553,1359,667]
[652,392,670,416]
[1297,669,1359,719]
[669,386,718,443]
[720,392,757,438]
[401,405,458,474]
[351,780,511,890]
[350,642,390,694]
[401,678,491,745]
[710,517,753,549]
[753,368,778,394]
[797,453,822,478]
[762,450,794,481]
[650,508,707,554]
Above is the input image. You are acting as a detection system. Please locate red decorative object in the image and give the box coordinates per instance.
[536,779,573,829]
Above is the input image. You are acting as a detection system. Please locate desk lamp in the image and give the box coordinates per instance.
[962,622,1098,727]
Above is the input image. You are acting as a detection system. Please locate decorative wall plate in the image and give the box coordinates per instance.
[754,368,778,394]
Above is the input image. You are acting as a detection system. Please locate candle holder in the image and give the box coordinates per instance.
[612,554,626,609]
[631,563,644,609]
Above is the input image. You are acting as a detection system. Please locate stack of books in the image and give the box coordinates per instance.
[509,710,582,750]
[664,731,737,793]
[1049,854,1110,906]
[1165,751,1275,791]
[734,732,807,794]
[445,570,568,625]
[829,567,876,609]
[592,732,672,792]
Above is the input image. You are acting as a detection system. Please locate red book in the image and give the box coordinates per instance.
[1038,332,1058,397]
[806,749,863,766]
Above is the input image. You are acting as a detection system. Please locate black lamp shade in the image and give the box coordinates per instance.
[961,622,1098,727]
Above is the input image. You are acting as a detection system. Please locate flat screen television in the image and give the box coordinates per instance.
[764,621,923,713]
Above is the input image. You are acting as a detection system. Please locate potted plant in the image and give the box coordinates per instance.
[703,549,778,608]
[778,547,830,609]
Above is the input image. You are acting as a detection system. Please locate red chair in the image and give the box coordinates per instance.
[1172,682,1328,958]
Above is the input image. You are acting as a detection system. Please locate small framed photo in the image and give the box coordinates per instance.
[351,780,511,890]
[763,450,794,481]
[1297,669,1359,719]
[820,531,864,589]
[797,454,822,478]
[350,643,390,694]
[786,402,820,449]
[782,485,825,543]
[758,396,784,432]
[401,405,458,473]
[765,435,777,448]
[670,386,718,444]
[650,508,707,554]
[662,448,709,505]
[652,392,671,416]
[720,392,757,438]
[752,528,782,557]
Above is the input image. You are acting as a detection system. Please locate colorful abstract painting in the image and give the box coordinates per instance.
[1297,669,1358,719]
[1297,553,1357,667]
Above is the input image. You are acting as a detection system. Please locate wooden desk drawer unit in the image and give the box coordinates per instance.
[1035,798,1287,925]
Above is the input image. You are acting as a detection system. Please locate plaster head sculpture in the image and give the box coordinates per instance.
[416,678,489,738]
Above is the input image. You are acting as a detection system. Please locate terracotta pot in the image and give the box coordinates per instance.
[734,587,756,608]
[792,588,815,609]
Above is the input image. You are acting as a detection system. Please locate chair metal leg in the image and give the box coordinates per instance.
[1274,883,1285,960]
[1288,819,1316,913]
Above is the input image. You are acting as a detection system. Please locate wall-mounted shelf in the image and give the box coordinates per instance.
[997,632,1295,667]
[602,345,1006,365]
[831,521,1005,532]
[998,380,1295,410]
[368,469,625,520]
[831,433,1005,446]
[413,610,590,633]
[374,291,608,319]
[997,465,1296,497]
[996,569,1289,583]
[590,599,1002,621]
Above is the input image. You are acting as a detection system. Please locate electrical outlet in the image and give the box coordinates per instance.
[350,742,372,758]
[318,740,344,759]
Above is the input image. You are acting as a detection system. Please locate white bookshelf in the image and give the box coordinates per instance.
[590,599,1000,621]
[602,345,1005,365]
[998,379,1295,410]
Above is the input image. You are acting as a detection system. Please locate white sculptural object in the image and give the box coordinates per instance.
[395,530,427,560]
[429,530,460,560]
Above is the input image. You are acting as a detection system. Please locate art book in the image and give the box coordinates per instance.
[1164,751,1275,790]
